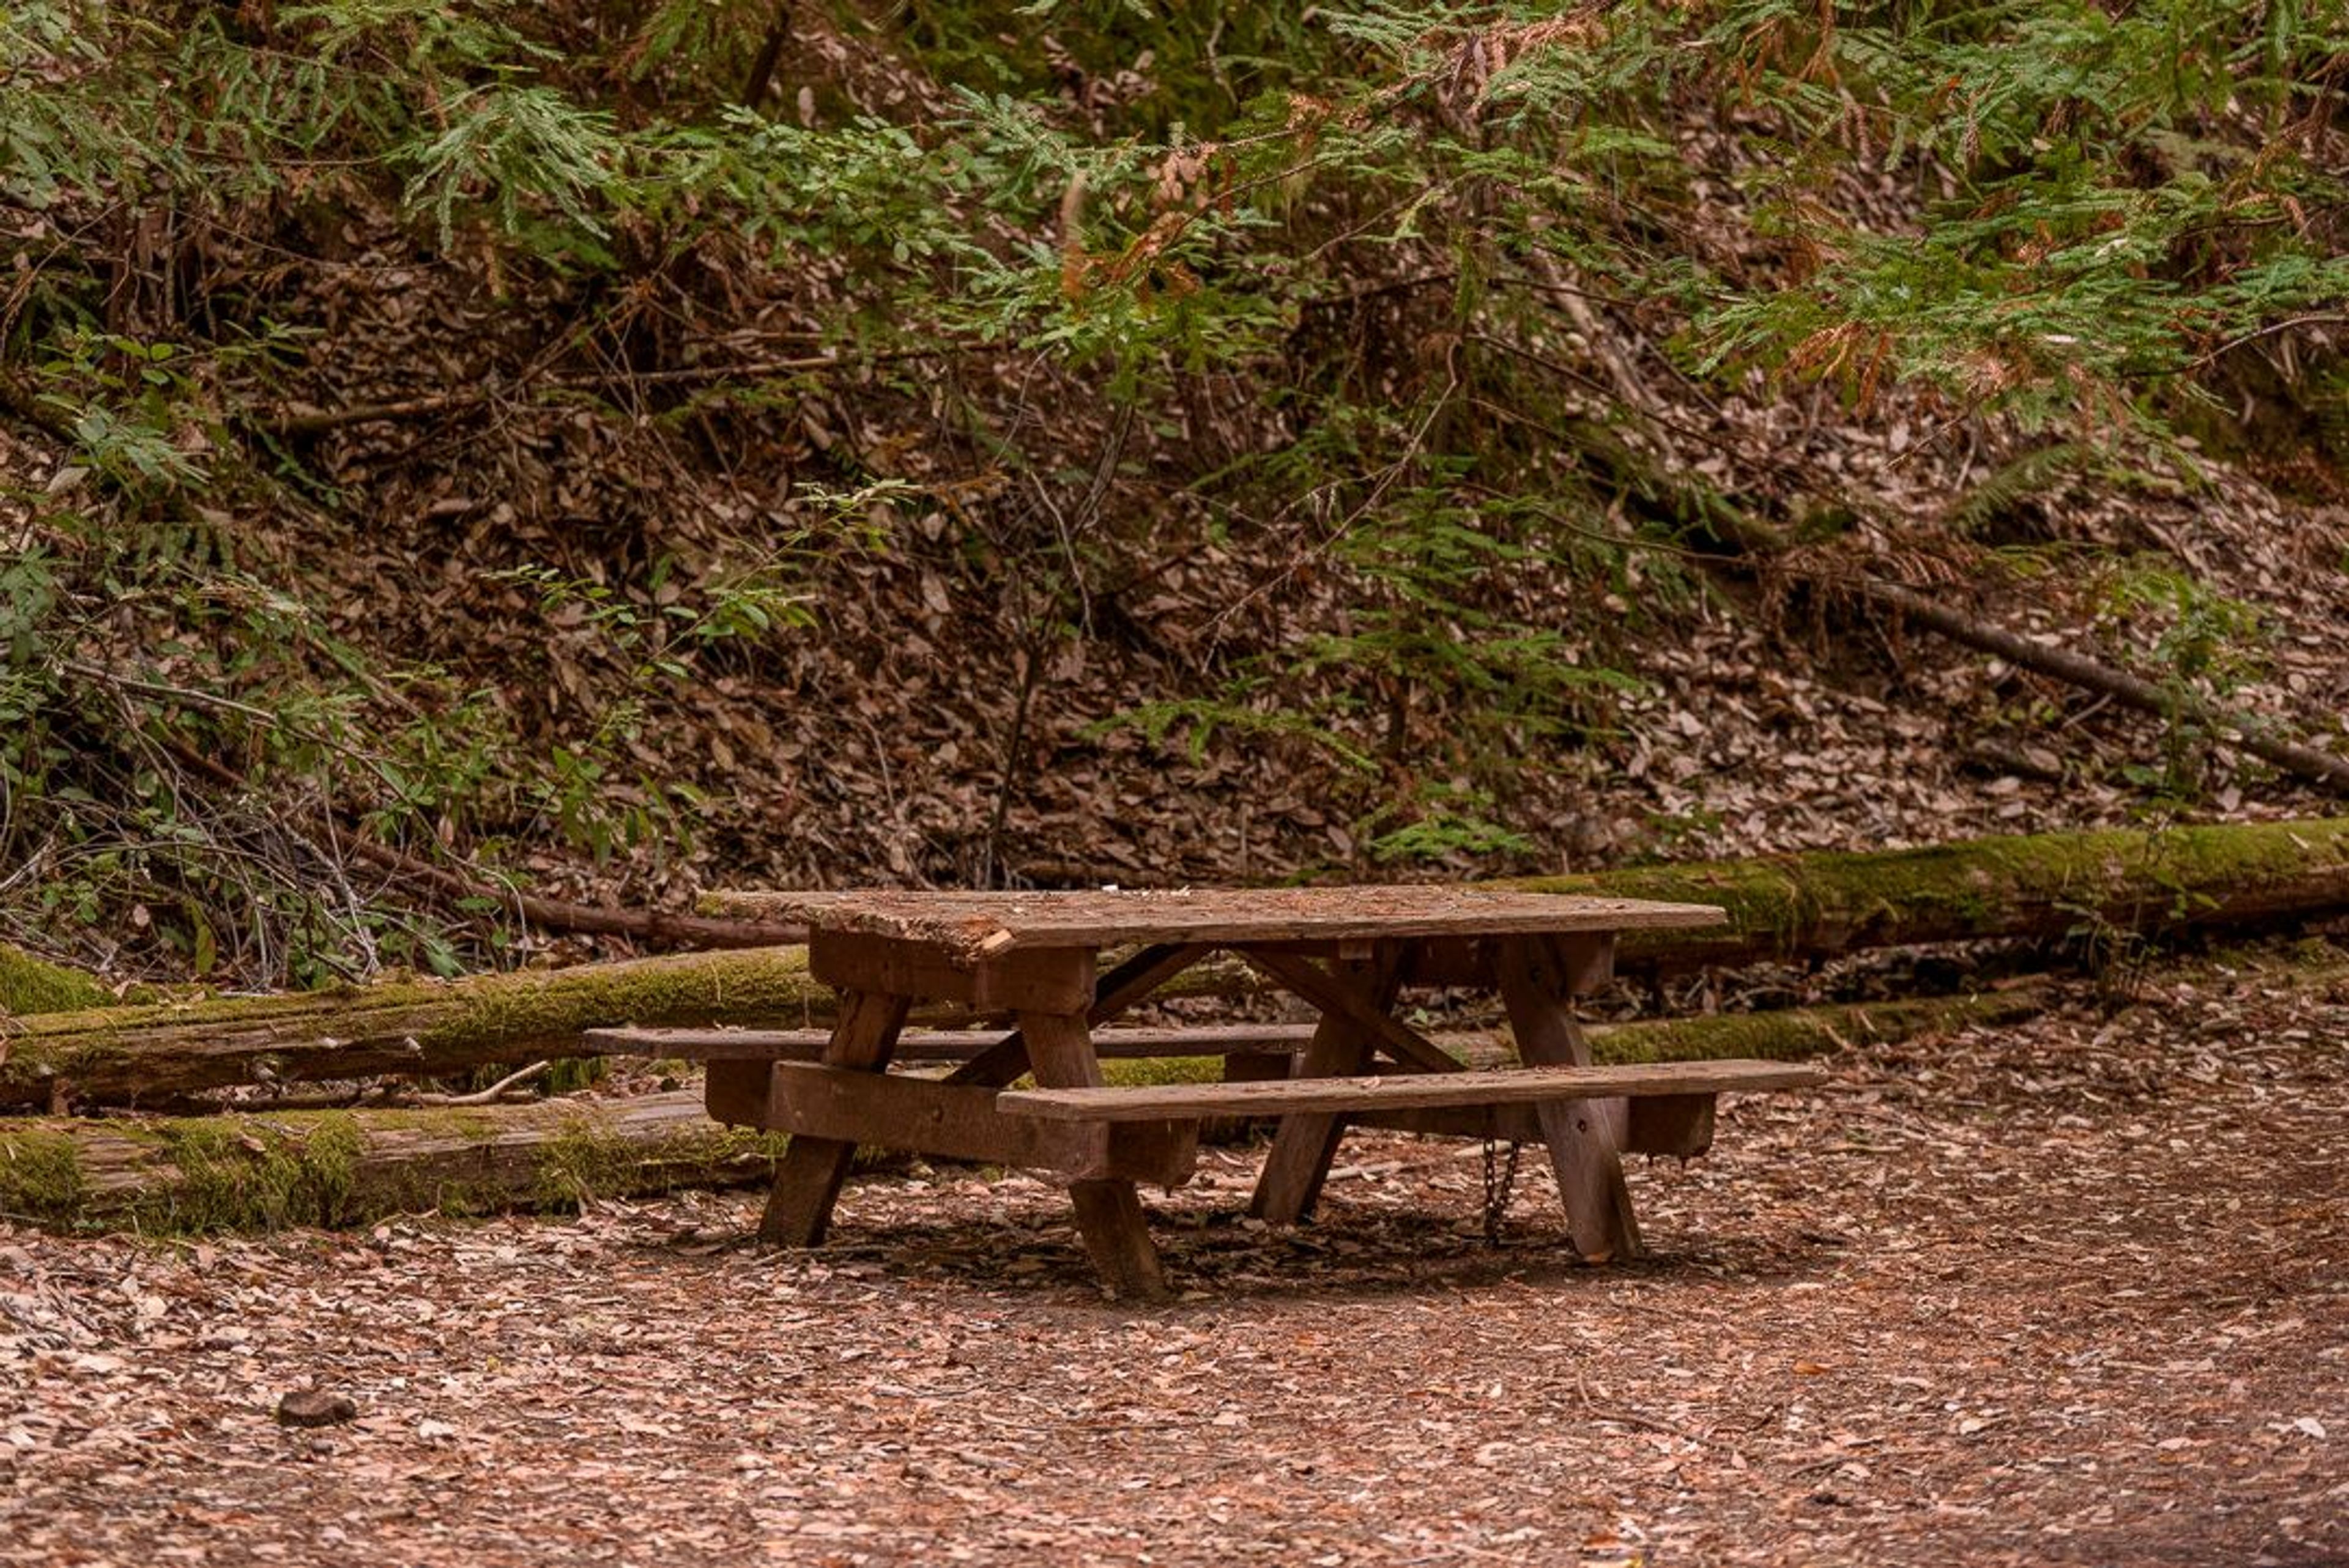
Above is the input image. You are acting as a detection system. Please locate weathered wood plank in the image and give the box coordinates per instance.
[945,942,1220,1089]
[1066,1180,1168,1302]
[759,1063,1196,1184]
[809,931,1094,1013]
[757,989,909,1247]
[1000,1058,1820,1121]
[1351,1094,1717,1156]
[717,887,1726,955]
[1236,947,1461,1075]
[703,1057,772,1126]
[1551,933,1616,995]
[1397,936,1491,988]
[592,1021,1323,1062]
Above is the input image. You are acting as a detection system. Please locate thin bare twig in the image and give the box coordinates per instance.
[420,1060,554,1106]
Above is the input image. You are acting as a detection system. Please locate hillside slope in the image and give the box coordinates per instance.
[1,1,2343,984]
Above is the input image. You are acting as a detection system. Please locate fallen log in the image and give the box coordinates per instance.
[0,949,831,1111]
[1583,981,2054,1064]
[0,1091,786,1232]
[0,984,2051,1233]
[1859,581,2349,794]
[1508,816,2349,973]
[0,948,1269,1110]
[0,942,119,1016]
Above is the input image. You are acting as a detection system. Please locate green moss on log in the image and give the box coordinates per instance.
[0,942,113,1015]
[145,1114,366,1230]
[1507,817,2349,969]
[1583,987,2051,1065]
[410,947,820,1056]
[533,1114,789,1210]
[1,947,827,1106]
[1102,1056,1226,1089]
[0,1128,88,1222]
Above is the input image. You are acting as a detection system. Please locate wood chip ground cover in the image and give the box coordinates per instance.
[3,968,2343,1566]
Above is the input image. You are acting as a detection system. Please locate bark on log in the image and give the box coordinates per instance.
[0,949,831,1111]
[0,1091,787,1232]
[1507,816,2349,973]
[0,983,2052,1234]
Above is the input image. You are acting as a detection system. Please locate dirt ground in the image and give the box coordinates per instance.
[4,962,2345,1567]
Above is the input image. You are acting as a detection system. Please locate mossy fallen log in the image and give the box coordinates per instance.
[0,948,1271,1110]
[1508,816,2349,973]
[1586,983,2053,1063]
[1,983,2050,1234]
[1118,982,2057,1087]
[0,1091,790,1233]
[0,949,830,1111]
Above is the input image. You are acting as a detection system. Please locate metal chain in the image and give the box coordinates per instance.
[1479,1137,1523,1244]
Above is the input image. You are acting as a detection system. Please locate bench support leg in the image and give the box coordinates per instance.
[1022,1007,1170,1301]
[1496,936,1643,1262]
[759,989,910,1246]
[1249,949,1405,1225]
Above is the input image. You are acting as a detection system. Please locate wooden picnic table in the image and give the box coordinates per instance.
[614,886,1820,1298]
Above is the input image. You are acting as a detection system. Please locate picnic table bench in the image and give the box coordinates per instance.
[596,887,1824,1298]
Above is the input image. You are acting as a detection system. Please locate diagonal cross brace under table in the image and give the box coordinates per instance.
[725,889,1723,1296]
[944,942,1215,1089]
[1247,945,1407,1225]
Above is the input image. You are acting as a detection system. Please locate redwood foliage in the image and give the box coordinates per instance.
[1,1,2343,982]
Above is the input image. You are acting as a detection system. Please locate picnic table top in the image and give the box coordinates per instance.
[708,886,1725,956]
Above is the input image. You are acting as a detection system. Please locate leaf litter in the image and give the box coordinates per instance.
[2,960,2343,1566]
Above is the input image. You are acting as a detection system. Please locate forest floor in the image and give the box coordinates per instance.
[4,959,2345,1566]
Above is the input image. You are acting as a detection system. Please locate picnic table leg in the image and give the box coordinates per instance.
[1020,1007,1170,1301]
[1249,949,1405,1225]
[1494,936,1643,1262]
[757,989,911,1247]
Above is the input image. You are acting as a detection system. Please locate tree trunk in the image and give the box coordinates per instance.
[0,983,2054,1235]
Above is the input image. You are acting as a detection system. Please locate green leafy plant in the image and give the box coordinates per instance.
[2101,563,2268,799]
[2,0,2336,980]
[1363,782,1536,865]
